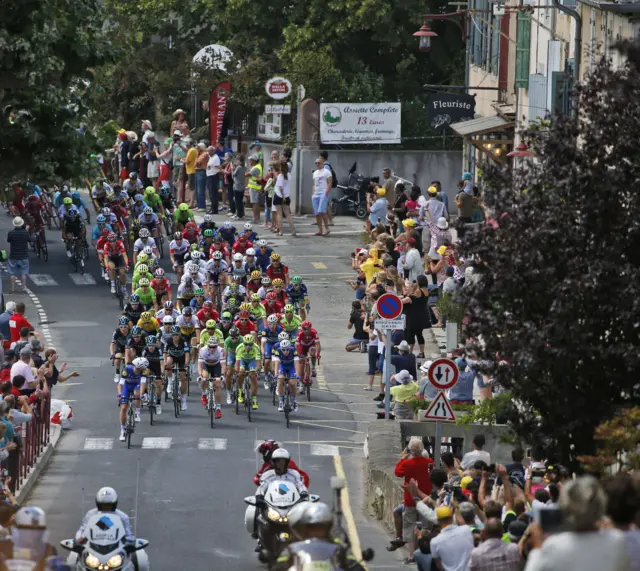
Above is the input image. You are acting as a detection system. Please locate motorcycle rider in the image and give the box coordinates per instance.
[0,506,58,570]
[254,440,310,487]
[76,487,135,544]
[256,449,308,495]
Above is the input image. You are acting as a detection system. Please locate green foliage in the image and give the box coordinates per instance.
[456,393,515,427]
[436,292,466,324]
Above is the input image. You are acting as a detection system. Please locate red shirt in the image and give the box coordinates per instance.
[104,240,126,257]
[96,236,109,253]
[394,456,433,507]
[262,299,283,316]
[232,239,253,255]
[9,313,32,343]
[196,308,219,327]
[296,328,319,347]
[246,280,261,295]
[151,277,172,294]
[253,459,310,487]
[266,263,289,282]
[182,228,200,244]
[233,319,256,336]
[11,386,22,398]
[210,243,230,258]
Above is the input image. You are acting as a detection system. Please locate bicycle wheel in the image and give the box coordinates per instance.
[234,380,239,415]
[284,389,290,429]
[42,239,48,262]
[118,288,125,311]
[149,383,155,426]
[164,375,170,402]
[173,375,180,418]
[127,404,134,449]
[270,375,277,407]
[158,234,164,258]
[306,378,311,402]
[209,385,215,429]
[245,382,252,422]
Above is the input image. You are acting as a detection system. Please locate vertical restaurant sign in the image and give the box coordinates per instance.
[319,103,401,144]
[426,92,476,130]
[209,81,232,144]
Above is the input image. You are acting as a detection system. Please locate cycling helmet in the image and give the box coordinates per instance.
[138,277,150,287]
[223,221,231,229]
[194,288,205,296]
[270,252,280,261]
[143,206,153,215]
[266,292,277,301]
[204,229,214,237]
[297,502,332,529]
[291,276,303,285]
[134,194,143,202]
[68,208,79,217]
[133,356,148,368]
[279,339,292,350]
[137,253,149,264]
[146,335,157,346]
[212,251,223,260]
[162,316,175,325]
[130,172,138,179]
[240,302,251,311]
[190,243,199,251]
[174,232,182,240]
[232,274,242,283]
[155,267,165,278]
[102,207,111,216]
[140,312,152,321]
[63,197,72,205]
[186,221,197,230]
[183,276,193,286]
[205,319,216,329]
[246,248,256,257]
[204,214,212,222]
[284,304,294,313]
[182,306,193,316]
[139,227,150,238]
[272,278,284,287]
[189,264,199,274]
[203,300,213,309]
[95,488,118,512]
[278,331,289,341]
[227,298,238,307]
[244,222,252,231]
[101,228,110,238]
[243,334,254,344]
[267,314,279,325]
[96,214,106,224]
[179,203,189,211]
[145,186,155,195]
[131,325,143,335]
[191,250,202,260]
[72,191,80,199]
[238,310,250,319]
[222,313,233,323]
[257,239,267,248]
[229,326,239,337]
[137,263,149,274]
[130,294,140,303]
[301,320,312,329]
[213,235,223,243]
[143,245,153,256]
[119,316,129,327]
[256,439,280,462]
[207,338,218,348]
[233,253,243,262]
[251,293,261,302]
[171,326,180,335]
[250,270,261,279]
[261,277,271,285]
[164,300,174,310]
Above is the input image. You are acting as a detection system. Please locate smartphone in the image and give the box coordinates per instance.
[536,507,564,534]
[531,470,546,485]
[416,522,423,531]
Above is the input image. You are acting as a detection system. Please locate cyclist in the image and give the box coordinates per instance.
[117,357,148,441]
[132,264,154,293]
[156,300,180,323]
[219,221,237,248]
[170,230,189,282]
[158,182,175,225]
[295,320,321,380]
[139,206,161,240]
[246,270,263,296]
[62,207,86,260]
[266,252,290,286]
[223,326,242,404]
[162,326,190,411]
[24,194,45,231]
[133,277,156,308]
[158,315,176,346]
[263,291,283,317]
[143,186,165,218]
[206,251,229,304]
[123,293,146,328]
[235,333,261,410]
[91,214,114,247]
[199,229,215,259]
[228,252,249,285]
[210,235,231,263]
[142,335,164,416]
[147,268,170,311]
[131,193,146,220]
[273,339,300,413]
[176,305,198,369]
[198,338,223,417]
[133,227,159,265]
[199,213,217,235]
[198,319,224,348]
[123,172,144,198]
[125,325,147,364]
[234,309,256,339]
[58,196,75,230]
[196,300,218,331]
[271,278,287,305]
[104,232,129,295]
[286,276,310,320]
[91,179,112,211]
[225,297,240,318]
[177,276,196,309]
[255,240,274,273]
[242,222,259,242]
[244,248,260,274]
[182,221,200,245]
[136,311,160,335]
[280,304,302,339]
[231,232,253,256]
[110,317,130,385]
[258,276,272,300]
[261,314,284,390]
[249,293,267,333]
[174,202,194,231]
[71,191,91,224]
[187,249,208,274]
[183,261,207,289]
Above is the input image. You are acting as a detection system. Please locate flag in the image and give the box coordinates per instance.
[209,81,232,144]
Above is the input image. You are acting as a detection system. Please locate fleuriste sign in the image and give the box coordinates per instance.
[319,103,401,144]
[265,77,293,100]
[426,92,476,130]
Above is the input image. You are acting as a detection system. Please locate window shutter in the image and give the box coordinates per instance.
[551,71,572,116]
[515,13,532,89]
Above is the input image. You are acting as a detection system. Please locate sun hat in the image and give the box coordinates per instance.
[428,185,438,195]
[141,119,153,130]
[397,340,410,352]
[437,217,449,230]
[173,108,185,117]
[12,217,24,227]
[420,360,433,373]
[376,188,386,196]
[436,506,453,520]
[462,172,473,181]
[402,219,417,228]
[394,370,414,385]
[249,154,259,162]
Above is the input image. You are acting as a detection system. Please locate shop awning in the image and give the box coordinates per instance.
[450,116,513,137]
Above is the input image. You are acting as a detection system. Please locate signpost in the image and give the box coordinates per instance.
[265,104,291,114]
[376,294,404,419]
[426,358,459,467]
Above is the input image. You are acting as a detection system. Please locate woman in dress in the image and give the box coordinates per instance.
[401,274,432,357]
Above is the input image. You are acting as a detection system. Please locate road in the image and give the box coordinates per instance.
[2,210,406,570]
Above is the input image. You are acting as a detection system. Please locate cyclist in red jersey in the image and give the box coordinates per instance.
[234,310,257,338]
[182,221,200,245]
[266,252,289,286]
[7,182,26,216]
[246,271,262,295]
[270,279,287,305]
[196,301,219,329]
[110,199,129,234]
[24,195,45,229]
[150,267,172,311]
[96,228,111,277]
[262,292,283,316]
[104,232,129,294]
[295,320,320,379]
[210,236,230,263]
[231,234,253,256]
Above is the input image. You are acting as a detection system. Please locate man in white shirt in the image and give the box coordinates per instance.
[10,347,38,390]
[431,505,474,571]
[206,146,221,214]
[311,158,331,236]
[460,434,491,470]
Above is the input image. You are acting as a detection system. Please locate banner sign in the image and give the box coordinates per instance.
[320,103,401,144]
[426,92,476,130]
[265,104,291,114]
[209,81,232,144]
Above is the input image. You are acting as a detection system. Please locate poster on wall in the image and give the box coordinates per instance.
[319,103,401,144]
[257,113,282,141]
[426,92,476,130]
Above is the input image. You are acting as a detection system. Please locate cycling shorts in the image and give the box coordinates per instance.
[142,221,157,231]
[181,331,196,344]
[146,360,162,378]
[202,363,222,378]
[278,363,297,379]
[155,291,168,303]
[295,343,315,356]
[238,358,257,371]
[120,381,140,404]
[226,352,236,366]
[263,341,277,359]
[65,225,84,238]
[166,354,186,368]
[174,253,185,266]
[108,254,126,268]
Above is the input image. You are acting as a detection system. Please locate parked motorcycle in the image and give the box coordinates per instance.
[330,162,370,220]
[60,513,150,571]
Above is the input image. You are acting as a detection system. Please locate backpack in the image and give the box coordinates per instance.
[328,164,338,189]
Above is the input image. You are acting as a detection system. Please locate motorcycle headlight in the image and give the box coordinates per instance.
[107,553,124,568]
[267,508,281,522]
[85,553,101,569]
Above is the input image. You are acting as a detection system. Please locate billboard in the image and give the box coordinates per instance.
[320,103,401,144]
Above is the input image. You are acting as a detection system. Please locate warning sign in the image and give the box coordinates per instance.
[422,392,456,422]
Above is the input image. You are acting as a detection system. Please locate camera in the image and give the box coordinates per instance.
[442,483,450,492]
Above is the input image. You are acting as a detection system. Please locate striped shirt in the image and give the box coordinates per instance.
[7,228,30,260]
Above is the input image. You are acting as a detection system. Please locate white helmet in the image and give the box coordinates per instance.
[244,222,253,231]
[278,331,289,341]
[212,251,223,260]
[233,253,243,262]
[143,245,153,255]
[95,487,118,511]
[162,316,175,325]
[132,357,148,369]
[279,339,292,350]
[191,250,202,260]
[246,248,256,257]
[257,239,267,248]
[267,314,279,325]
[271,448,290,461]
[189,263,199,274]
[15,506,47,529]
[204,214,212,222]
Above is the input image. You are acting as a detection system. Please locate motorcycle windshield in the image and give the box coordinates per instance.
[89,540,121,555]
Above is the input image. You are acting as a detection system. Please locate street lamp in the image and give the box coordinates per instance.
[507,141,532,157]
[413,24,438,52]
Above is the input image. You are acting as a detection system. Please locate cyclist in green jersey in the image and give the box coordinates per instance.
[249,293,267,332]
[173,202,194,230]
[236,334,261,410]
[199,319,225,347]
[143,186,165,217]
[280,304,302,338]
[132,263,154,292]
[134,279,156,306]
[223,327,242,404]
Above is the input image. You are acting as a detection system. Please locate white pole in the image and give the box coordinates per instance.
[294,85,303,215]
[383,330,392,419]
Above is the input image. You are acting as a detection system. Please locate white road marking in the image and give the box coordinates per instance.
[84,438,114,450]
[198,438,227,450]
[310,444,340,456]
[69,273,97,285]
[29,274,58,286]
[142,437,172,449]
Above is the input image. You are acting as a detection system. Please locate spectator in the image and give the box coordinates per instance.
[524,476,628,571]
[461,434,491,470]
[4,395,33,427]
[0,351,17,383]
[457,502,482,546]
[6,217,30,294]
[469,517,521,571]
[10,327,31,354]
[311,157,331,236]
[442,266,460,296]
[221,152,233,214]
[389,370,419,420]
[29,339,44,368]
[427,217,452,260]
[605,474,640,570]
[393,439,433,562]
[441,452,463,485]
[345,301,368,353]
[232,154,246,221]
[273,160,296,237]
[0,383,11,400]
[392,182,408,226]
[456,173,475,226]
[184,139,198,209]
[0,302,16,350]
[418,360,439,400]
[368,188,388,230]
[42,347,79,389]
[318,150,335,228]
[430,505,474,571]
[401,275,432,357]
[169,109,189,137]
[0,401,18,462]
[382,167,396,206]
[391,341,417,380]
[194,142,209,211]
[399,238,422,282]
[431,180,449,212]
[365,317,381,393]
[10,347,42,391]
[506,448,526,490]
[8,302,34,345]
[246,154,264,224]
[448,357,475,404]
[423,185,448,223]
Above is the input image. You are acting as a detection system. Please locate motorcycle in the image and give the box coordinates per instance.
[59,513,150,571]
[330,162,370,220]
[244,480,319,565]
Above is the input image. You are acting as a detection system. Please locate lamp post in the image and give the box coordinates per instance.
[413,24,438,52]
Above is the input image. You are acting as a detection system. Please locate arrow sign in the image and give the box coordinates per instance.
[427,358,459,390]
[423,392,456,422]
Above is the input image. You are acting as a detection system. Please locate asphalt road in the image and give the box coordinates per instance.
[2,209,405,570]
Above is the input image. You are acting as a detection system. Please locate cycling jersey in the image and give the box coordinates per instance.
[175,315,197,336]
[273,345,298,365]
[199,328,224,347]
[170,240,189,265]
[262,299,283,316]
[162,337,189,358]
[144,194,163,212]
[119,364,146,402]
[256,248,274,273]
[198,346,223,365]
[231,239,253,255]
[210,242,230,258]
[125,335,147,353]
[262,324,283,344]
[96,236,109,254]
[206,259,228,279]
[236,343,261,361]
[133,287,155,306]
[199,222,217,234]
[246,280,262,295]
[64,218,84,236]
[173,209,194,224]
[280,314,302,333]
[104,241,127,259]
[177,285,196,302]
[123,303,146,324]
[250,303,266,321]
[296,328,319,347]
[92,182,112,199]
[286,284,308,301]
[92,224,114,243]
[136,317,159,335]
[111,329,129,351]
[228,262,248,284]
[134,237,157,252]
[224,336,242,355]
[123,179,144,195]
[151,277,171,295]
[266,263,289,282]
[182,228,200,244]
[132,271,154,290]
[138,213,160,228]
[131,202,145,219]
[195,308,219,327]
[155,308,180,322]
[219,227,236,245]
[233,319,256,336]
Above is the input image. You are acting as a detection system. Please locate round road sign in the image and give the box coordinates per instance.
[376,293,403,320]
[427,358,459,390]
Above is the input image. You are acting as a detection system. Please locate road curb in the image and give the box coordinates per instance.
[16,424,63,505]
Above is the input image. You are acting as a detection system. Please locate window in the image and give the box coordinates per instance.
[515,13,532,89]
[470,0,501,74]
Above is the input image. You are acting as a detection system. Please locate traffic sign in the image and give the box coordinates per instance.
[423,392,456,422]
[377,293,403,320]
[428,358,459,390]
[377,315,406,331]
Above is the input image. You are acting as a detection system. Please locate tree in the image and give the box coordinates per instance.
[460,41,640,465]
[0,0,112,186]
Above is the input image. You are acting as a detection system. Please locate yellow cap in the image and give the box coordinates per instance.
[461,476,473,490]
[403,219,417,227]
[428,185,438,194]
[376,188,386,196]
[117,128,126,134]
[436,506,453,520]
[437,245,448,256]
